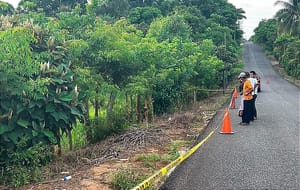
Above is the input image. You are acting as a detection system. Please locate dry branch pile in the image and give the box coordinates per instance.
[114,127,168,148]
[59,127,169,169]
[168,111,204,128]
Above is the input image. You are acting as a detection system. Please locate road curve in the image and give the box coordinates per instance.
[161,42,300,189]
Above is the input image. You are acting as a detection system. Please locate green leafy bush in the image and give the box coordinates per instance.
[86,108,129,143]
[0,143,52,187]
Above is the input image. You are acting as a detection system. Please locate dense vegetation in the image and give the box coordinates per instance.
[0,0,245,186]
[252,0,300,79]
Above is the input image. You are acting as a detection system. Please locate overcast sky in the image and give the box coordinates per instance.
[2,0,19,8]
[228,0,281,39]
[3,0,282,39]
[1,0,92,7]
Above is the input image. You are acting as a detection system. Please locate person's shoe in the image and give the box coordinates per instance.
[239,122,249,126]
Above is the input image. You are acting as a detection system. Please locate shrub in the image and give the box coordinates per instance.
[110,168,147,190]
[86,108,129,143]
[0,143,52,187]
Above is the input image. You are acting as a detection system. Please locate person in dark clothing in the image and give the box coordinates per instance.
[238,72,253,125]
[249,70,258,120]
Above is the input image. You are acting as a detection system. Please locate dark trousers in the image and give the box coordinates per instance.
[242,99,252,124]
[252,94,257,119]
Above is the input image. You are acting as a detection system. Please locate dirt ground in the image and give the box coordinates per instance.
[3,92,226,190]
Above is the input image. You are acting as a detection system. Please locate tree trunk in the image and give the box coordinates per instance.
[149,95,154,123]
[68,129,73,151]
[144,97,149,128]
[136,94,141,123]
[57,130,62,156]
[193,90,197,106]
[126,94,133,122]
[84,97,90,126]
[94,98,99,118]
[130,95,133,122]
[125,93,130,121]
[107,92,116,115]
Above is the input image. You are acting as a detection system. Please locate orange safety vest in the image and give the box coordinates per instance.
[243,80,253,100]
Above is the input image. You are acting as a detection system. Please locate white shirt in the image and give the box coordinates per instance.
[248,78,258,95]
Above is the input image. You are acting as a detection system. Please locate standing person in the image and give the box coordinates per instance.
[256,74,261,92]
[249,71,258,120]
[238,78,245,117]
[238,72,253,125]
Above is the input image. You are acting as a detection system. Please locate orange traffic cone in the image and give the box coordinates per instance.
[233,88,238,98]
[219,109,234,134]
[230,97,236,109]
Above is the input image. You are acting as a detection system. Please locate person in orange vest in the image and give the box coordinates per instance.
[238,72,253,125]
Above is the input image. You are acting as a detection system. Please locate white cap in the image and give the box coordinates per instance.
[238,72,247,79]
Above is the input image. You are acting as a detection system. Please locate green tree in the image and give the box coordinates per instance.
[0,15,85,173]
[56,5,95,39]
[0,1,15,15]
[275,0,300,37]
[18,0,87,16]
[0,27,40,96]
[128,6,162,33]
[84,18,146,116]
[87,0,129,19]
[147,14,192,42]
[274,34,300,78]
[172,5,208,42]
[253,19,278,52]
[189,39,223,89]
[129,0,164,8]
[185,0,245,44]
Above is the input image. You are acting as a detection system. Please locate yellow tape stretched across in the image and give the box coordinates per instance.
[131,130,215,190]
[132,87,235,190]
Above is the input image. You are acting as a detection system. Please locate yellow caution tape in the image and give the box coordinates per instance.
[132,87,236,190]
[131,130,215,190]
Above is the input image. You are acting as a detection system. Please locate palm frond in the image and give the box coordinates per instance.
[274,0,300,36]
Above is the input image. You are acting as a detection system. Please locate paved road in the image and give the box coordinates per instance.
[161,42,300,189]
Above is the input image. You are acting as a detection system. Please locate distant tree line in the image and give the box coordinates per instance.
[252,0,300,79]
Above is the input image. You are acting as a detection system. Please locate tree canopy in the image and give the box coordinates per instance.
[275,0,300,37]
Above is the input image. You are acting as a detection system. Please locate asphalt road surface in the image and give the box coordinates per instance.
[161,42,300,189]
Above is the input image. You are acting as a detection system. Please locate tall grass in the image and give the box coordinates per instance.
[61,123,87,152]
